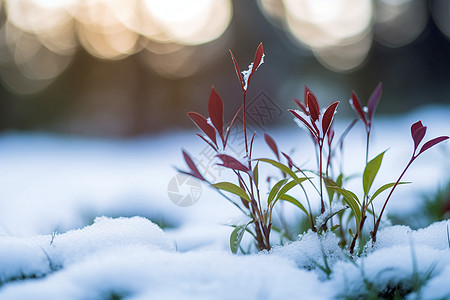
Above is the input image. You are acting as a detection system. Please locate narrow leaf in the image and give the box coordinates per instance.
[187,112,217,147]
[275,180,302,203]
[196,134,217,151]
[369,182,411,205]
[410,120,423,138]
[264,133,280,160]
[249,132,257,159]
[322,101,339,137]
[251,42,264,75]
[306,91,320,122]
[363,151,385,196]
[253,162,259,186]
[289,109,318,137]
[217,154,250,172]
[268,179,287,205]
[293,98,308,115]
[213,182,250,202]
[325,184,361,225]
[279,194,309,216]
[229,49,244,89]
[350,92,367,124]
[368,82,382,121]
[418,136,449,155]
[230,223,248,254]
[208,87,224,139]
[258,158,307,187]
[181,150,205,181]
[412,126,427,151]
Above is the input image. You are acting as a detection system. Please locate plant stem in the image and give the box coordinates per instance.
[319,143,325,214]
[365,131,370,165]
[371,157,414,242]
[243,90,248,157]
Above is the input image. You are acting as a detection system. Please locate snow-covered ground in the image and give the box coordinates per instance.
[0,106,449,299]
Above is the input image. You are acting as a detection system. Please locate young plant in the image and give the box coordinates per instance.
[179,43,449,255]
[288,89,339,216]
[371,121,449,241]
[179,43,309,252]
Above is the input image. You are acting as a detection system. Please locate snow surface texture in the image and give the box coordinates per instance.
[1,218,450,299]
[0,217,174,284]
[0,106,449,298]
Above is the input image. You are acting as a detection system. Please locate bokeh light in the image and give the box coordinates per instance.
[0,0,233,94]
[258,0,440,72]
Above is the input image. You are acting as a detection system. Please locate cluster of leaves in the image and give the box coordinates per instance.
[179,43,449,254]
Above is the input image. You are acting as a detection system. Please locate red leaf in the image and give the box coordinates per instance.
[251,42,264,75]
[368,82,382,122]
[418,136,449,156]
[281,152,294,170]
[412,126,427,151]
[229,50,244,90]
[208,87,224,140]
[289,109,318,138]
[216,154,250,172]
[350,92,367,125]
[293,98,308,115]
[249,132,257,159]
[182,150,205,181]
[410,120,424,138]
[187,112,217,147]
[322,101,339,137]
[306,91,320,122]
[196,134,217,151]
[264,133,280,160]
[327,127,335,146]
[304,85,311,104]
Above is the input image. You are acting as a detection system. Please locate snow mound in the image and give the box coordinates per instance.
[373,220,450,251]
[0,248,332,300]
[0,217,174,285]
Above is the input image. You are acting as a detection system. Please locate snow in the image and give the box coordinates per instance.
[0,106,449,298]
[0,217,174,284]
[241,53,264,91]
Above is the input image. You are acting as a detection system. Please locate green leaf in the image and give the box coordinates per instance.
[325,184,361,226]
[230,223,248,254]
[258,158,308,187]
[330,224,340,232]
[253,162,259,186]
[213,182,250,202]
[276,180,302,202]
[363,151,386,196]
[279,194,309,216]
[268,179,287,205]
[349,228,354,238]
[368,181,411,205]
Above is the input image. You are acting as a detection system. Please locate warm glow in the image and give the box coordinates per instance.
[0,0,233,94]
[143,0,232,45]
[283,0,372,48]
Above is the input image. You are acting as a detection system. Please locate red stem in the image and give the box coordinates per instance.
[243,90,248,157]
[372,157,414,242]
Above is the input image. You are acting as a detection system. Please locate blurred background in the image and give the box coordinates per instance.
[0,0,449,137]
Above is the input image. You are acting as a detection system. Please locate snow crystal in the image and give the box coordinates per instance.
[270,230,345,275]
[315,201,347,229]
